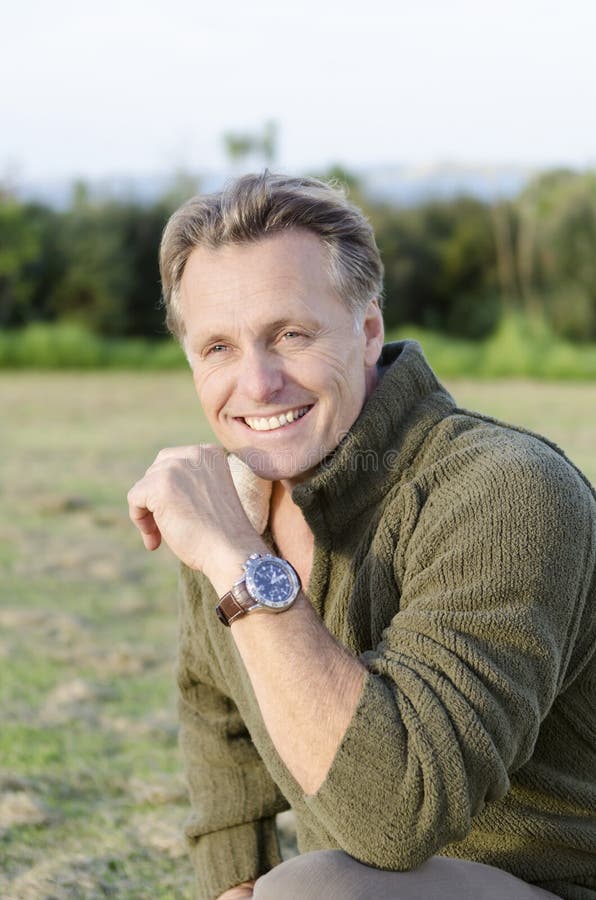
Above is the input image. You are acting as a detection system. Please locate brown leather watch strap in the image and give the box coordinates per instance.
[215,591,245,626]
[215,581,254,626]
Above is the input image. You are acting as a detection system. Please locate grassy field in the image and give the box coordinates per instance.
[1,372,594,899]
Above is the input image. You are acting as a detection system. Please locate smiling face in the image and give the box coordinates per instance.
[179,229,384,485]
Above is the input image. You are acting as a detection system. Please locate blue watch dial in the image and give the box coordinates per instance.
[244,555,300,610]
[253,560,293,604]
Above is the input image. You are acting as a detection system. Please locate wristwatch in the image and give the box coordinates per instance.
[215,553,301,626]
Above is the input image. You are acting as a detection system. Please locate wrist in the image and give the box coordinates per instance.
[204,538,270,597]
[213,551,304,627]
[230,588,309,631]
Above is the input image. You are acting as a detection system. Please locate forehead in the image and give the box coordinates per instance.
[180,229,335,309]
[178,230,349,346]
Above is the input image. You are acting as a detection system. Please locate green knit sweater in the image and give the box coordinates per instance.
[177,341,596,900]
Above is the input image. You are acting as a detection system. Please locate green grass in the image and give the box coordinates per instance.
[1,371,207,897]
[1,371,594,897]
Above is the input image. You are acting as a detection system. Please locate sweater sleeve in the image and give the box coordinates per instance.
[303,437,595,869]
[177,566,289,900]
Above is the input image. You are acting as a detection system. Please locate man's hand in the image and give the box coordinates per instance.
[127,445,264,583]
[217,880,256,899]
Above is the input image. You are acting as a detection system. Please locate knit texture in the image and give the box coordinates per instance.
[177,341,596,900]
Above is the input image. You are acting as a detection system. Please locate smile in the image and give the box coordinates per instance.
[243,405,312,432]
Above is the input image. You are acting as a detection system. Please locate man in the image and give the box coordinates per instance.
[128,173,595,900]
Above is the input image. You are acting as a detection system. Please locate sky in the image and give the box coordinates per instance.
[2,0,596,183]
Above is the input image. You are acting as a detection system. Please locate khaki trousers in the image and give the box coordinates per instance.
[253,851,562,899]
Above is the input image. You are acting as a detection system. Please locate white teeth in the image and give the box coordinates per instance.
[244,406,309,432]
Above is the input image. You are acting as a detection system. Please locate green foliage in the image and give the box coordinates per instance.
[48,184,170,338]
[223,121,278,166]
[2,164,596,353]
[325,164,596,343]
[515,169,596,340]
[390,312,596,380]
[0,322,187,368]
[322,167,501,339]
[0,200,47,326]
[0,180,181,340]
[371,196,500,337]
[50,186,134,336]
[0,322,100,366]
[546,283,596,342]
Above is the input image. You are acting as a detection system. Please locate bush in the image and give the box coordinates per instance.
[0,322,105,368]
[546,285,596,342]
[389,313,596,380]
[0,323,186,369]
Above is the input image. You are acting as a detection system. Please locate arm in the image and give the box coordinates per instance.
[177,565,288,900]
[218,587,366,796]
[299,447,595,868]
[128,444,367,797]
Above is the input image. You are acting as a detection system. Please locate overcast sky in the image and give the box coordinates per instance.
[2,0,595,182]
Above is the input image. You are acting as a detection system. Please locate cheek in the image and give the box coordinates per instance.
[305,356,365,404]
[289,346,359,388]
[193,371,226,420]
[295,365,366,437]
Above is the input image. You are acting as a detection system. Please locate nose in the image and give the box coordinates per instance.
[238,345,284,405]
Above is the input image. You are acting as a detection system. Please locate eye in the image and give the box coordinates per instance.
[281,330,303,340]
[205,343,229,355]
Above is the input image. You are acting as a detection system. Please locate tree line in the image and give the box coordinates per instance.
[1,167,595,342]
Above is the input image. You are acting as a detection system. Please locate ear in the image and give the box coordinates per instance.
[362,299,385,366]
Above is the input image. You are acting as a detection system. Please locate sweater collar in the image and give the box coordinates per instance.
[228,341,455,542]
[292,340,455,539]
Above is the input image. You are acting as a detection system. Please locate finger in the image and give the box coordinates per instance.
[131,508,162,551]
[151,444,225,472]
[133,507,158,534]
[154,444,219,463]
[127,483,163,550]
[143,530,162,551]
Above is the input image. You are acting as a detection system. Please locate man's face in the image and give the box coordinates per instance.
[179,229,384,484]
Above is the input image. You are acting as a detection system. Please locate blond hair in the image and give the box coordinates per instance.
[159,171,384,340]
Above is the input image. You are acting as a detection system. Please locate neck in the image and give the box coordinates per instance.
[271,478,296,514]
[365,359,380,399]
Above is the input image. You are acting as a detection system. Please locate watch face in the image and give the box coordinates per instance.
[245,556,300,610]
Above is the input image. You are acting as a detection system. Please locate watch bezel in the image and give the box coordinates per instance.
[243,553,301,611]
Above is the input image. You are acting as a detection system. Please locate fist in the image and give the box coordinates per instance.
[217,882,255,899]
[127,444,259,577]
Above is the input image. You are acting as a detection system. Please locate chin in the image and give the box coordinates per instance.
[235,448,320,484]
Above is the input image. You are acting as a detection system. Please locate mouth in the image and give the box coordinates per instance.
[238,404,314,432]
